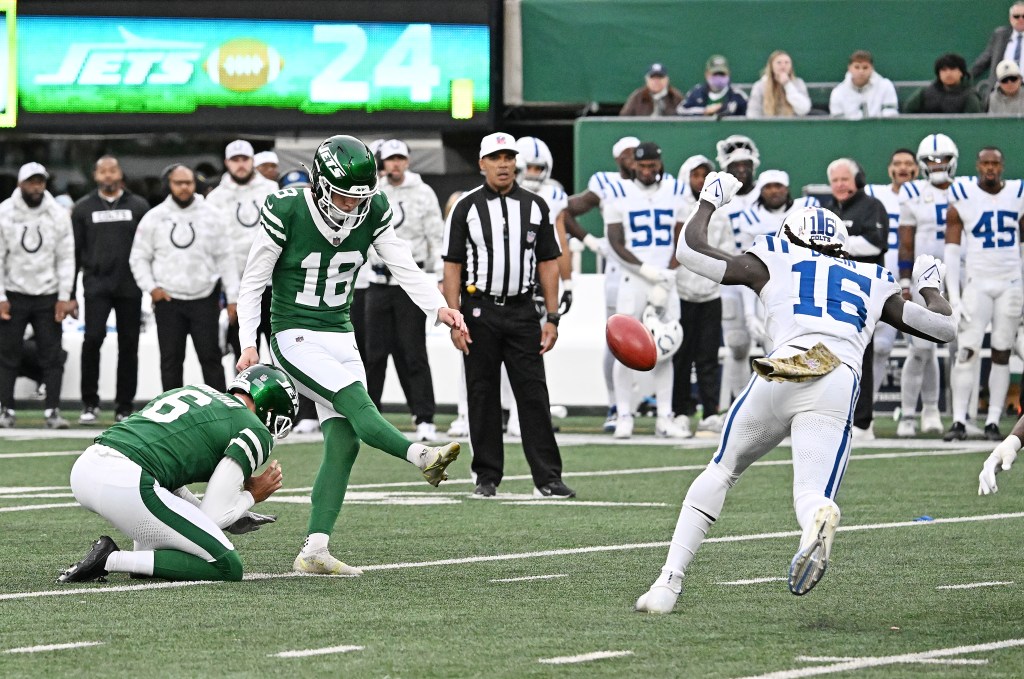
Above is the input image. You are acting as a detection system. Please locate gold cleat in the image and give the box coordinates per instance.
[421,442,461,487]
[292,550,363,576]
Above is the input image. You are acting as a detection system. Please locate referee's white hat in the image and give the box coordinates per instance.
[479,132,518,159]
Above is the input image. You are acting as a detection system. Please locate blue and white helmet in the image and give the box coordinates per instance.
[779,206,848,250]
[642,305,683,362]
[515,136,553,191]
[916,133,958,185]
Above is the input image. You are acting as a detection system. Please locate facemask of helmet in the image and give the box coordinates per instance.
[514,136,553,192]
[229,364,299,440]
[916,133,959,186]
[311,135,379,230]
[715,135,761,172]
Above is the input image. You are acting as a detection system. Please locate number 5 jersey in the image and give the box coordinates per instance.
[748,234,900,377]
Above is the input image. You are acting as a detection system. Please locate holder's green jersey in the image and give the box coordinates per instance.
[97,385,273,490]
[260,187,393,334]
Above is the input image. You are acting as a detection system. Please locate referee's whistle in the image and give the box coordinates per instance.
[466,284,477,294]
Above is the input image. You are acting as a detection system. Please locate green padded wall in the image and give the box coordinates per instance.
[571,116,1024,271]
[522,0,1008,104]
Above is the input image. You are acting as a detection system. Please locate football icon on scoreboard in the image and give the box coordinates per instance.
[205,38,283,92]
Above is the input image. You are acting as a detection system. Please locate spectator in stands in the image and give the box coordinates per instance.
[746,51,812,118]
[987,59,1024,114]
[254,151,280,184]
[970,1,1024,93]
[0,163,76,429]
[678,55,748,117]
[829,50,899,120]
[72,155,150,425]
[620,63,684,117]
[904,53,982,114]
[129,165,238,392]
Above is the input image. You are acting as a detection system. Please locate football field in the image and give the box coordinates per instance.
[2,415,1024,678]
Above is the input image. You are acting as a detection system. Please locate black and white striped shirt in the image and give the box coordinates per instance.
[441,183,560,297]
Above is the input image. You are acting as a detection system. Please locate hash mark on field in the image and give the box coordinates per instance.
[490,574,568,583]
[538,650,633,665]
[270,645,364,658]
[736,637,1024,678]
[5,512,1024,602]
[500,500,668,507]
[797,655,987,666]
[4,641,104,654]
[716,577,787,586]
[936,581,1013,590]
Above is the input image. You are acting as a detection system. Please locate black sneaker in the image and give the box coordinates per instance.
[473,482,497,498]
[984,423,1003,441]
[533,480,576,499]
[57,536,120,583]
[943,421,967,442]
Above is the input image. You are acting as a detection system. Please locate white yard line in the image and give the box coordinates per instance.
[735,638,1024,679]
[0,486,69,494]
[490,574,568,583]
[0,503,78,513]
[4,641,104,654]
[270,645,364,658]
[716,577,788,586]
[538,650,633,665]
[796,655,987,666]
[4,511,1022,603]
[0,493,74,499]
[0,451,83,459]
[499,501,668,507]
[936,581,1014,590]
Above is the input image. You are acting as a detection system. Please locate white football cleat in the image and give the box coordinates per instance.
[614,415,634,439]
[656,416,691,439]
[293,549,363,576]
[697,414,724,433]
[896,417,917,438]
[446,415,469,437]
[292,418,321,434]
[921,405,944,434]
[851,424,875,442]
[413,422,437,442]
[635,568,684,614]
[789,504,841,596]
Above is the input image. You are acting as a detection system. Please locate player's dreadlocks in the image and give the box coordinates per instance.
[782,225,851,260]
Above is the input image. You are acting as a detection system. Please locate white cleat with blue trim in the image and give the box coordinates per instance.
[635,568,684,614]
[788,504,840,596]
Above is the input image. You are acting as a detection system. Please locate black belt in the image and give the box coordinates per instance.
[464,286,524,307]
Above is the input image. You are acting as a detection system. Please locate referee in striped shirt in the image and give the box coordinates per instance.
[441,132,574,499]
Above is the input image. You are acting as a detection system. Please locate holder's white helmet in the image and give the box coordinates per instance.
[916,133,958,185]
[642,305,683,362]
[779,206,848,250]
[515,136,553,191]
[715,134,761,171]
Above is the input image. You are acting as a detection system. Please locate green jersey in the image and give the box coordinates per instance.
[260,187,392,334]
[97,385,274,490]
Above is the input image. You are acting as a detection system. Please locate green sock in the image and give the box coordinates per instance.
[330,382,411,460]
[308,416,360,536]
[152,549,242,582]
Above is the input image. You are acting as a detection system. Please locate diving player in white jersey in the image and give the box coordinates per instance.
[864,148,919,410]
[634,172,955,613]
[604,142,687,439]
[713,135,764,419]
[943,147,1024,442]
[564,137,640,431]
[895,135,959,437]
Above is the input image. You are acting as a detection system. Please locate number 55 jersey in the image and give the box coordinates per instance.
[748,234,900,377]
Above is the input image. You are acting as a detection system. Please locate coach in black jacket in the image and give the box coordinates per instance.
[825,157,890,439]
[71,156,150,424]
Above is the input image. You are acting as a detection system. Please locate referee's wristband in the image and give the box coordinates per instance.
[545,312,561,327]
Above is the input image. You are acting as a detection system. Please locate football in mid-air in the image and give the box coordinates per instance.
[606,314,657,371]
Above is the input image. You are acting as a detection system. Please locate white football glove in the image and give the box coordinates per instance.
[699,171,743,210]
[979,435,1021,495]
[647,281,670,310]
[638,263,675,286]
[911,255,945,295]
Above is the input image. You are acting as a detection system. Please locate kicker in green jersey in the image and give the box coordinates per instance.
[259,186,393,334]
[97,385,274,490]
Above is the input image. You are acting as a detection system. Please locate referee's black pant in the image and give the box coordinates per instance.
[462,293,562,488]
[153,292,225,392]
[81,291,142,413]
[0,292,64,411]
[672,297,722,417]
[364,283,436,424]
[227,285,273,359]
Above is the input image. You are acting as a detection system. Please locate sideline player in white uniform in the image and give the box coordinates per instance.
[604,141,687,439]
[564,137,641,431]
[635,173,955,613]
[714,135,764,418]
[895,135,958,436]
[943,147,1024,442]
[864,148,918,408]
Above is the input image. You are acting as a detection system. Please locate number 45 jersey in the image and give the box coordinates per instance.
[948,178,1024,281]
[749,235,900,377]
